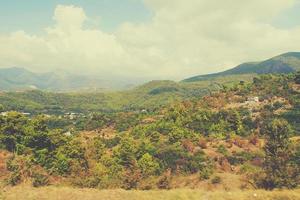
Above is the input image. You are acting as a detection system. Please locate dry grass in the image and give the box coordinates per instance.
[1,185,300,200]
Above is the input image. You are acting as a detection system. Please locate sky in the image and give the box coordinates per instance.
[1,0,300,81]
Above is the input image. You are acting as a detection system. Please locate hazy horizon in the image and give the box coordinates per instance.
[1,0,300,81]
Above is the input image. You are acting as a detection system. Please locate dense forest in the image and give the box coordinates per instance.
[0,72,299,190]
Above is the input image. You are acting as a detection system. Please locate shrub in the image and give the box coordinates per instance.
[188,150,208,173]
[73,176,101,188]
[211,176,221,184]
[248,134,260,146]
[157,171,171,189]
[7,171,21,186]
[51,153,70,175]
[233,137,248,148]
[138,153,160,176]
[199,167,213,180]
[227,151,255,165]
[32,173,49,187]
[239,163,260,175]
[217,144,229,156]
[122,168,142,190]
[198,138,207,149]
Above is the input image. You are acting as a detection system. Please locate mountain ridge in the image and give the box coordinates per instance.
[1,52,300,91]
[183,52,300,82]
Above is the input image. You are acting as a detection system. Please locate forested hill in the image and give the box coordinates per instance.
[184,52,300,82]
[0,74,254,114]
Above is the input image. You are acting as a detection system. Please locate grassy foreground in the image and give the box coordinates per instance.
[1,186,300,200]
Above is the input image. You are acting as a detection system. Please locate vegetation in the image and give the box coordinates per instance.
[184,52,300,82]
[258,119,299,189]
[0,75,254,114]
[0,72,299,191]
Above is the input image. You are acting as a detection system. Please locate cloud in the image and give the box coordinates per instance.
[0,1,300,81]
[53,5,87,31]
[0,5,130,77]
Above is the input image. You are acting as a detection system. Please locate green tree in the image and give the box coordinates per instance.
[92,137,106,159]
[261,119,298,189]
[0,104,4,112]
[138,153,160,176]
[295,71,300,84]
[0,112,28,152]
[114,136,137,167]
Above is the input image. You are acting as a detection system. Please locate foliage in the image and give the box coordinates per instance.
[138,153,160,176]
[259,119,299,189]
[0,72,299,190]
[32,173,49,187]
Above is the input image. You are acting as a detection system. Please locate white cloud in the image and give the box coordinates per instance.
[53,5,87,32]
[0,1,300,81]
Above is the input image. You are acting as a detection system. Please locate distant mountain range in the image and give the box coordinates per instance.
[1,52,300,91]
[0,67,138,91]
[183,52,300,82]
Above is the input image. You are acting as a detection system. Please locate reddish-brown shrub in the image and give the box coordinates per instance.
[198,138,208,149]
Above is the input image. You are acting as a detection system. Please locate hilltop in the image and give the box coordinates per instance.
[184,52,300,82]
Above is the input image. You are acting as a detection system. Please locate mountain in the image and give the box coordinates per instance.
[183,52,300,82]
[2,52,300,91]
[0,67,138,91]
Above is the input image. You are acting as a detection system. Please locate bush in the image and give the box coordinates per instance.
[7,171,21,186]
[122,168,142,190]
[32,173,49,187]
[211,176,221,184]
[217,144,228,156]
[239,163,260,175]
[248,134,260,146]
[157,172,171,189]
[73,176,101,188]
[227,151,255,165]
[138,153,160,176]
[199,168,213,180]
[51,153,70,175]
[198,138,207,149]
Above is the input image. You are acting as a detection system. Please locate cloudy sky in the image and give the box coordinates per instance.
[1,0,300,81]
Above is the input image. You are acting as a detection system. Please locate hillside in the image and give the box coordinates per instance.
[0,74,256,114]
[0,72,299,192]
[184,52,300,82]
